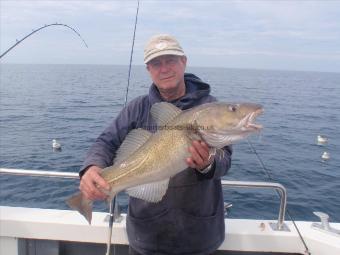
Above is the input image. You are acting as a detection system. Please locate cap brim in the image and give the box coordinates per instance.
[144,50,185,64]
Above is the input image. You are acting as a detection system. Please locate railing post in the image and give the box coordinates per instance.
[221,180,289,231]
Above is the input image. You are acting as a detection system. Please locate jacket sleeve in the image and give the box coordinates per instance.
[212,145,232,178]
[79,99,141,177]
[197,145,232,180]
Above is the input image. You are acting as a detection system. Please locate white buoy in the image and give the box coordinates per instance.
[52,139,61,150]
[321,151,330,161]
[317,135,328,145]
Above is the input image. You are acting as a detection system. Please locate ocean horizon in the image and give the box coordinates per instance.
[2,63,339,75]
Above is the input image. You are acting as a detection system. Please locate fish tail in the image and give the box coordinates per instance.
[66,193,93,224]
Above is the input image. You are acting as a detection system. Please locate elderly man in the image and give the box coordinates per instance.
[79,34,232,255]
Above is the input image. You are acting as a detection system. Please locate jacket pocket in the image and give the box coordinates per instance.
[127,208,172,252]
[173,208,225,253]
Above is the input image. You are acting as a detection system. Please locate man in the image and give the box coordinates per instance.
[79,34,232,255]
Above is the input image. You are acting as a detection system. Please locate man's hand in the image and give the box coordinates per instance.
[186,140,214,171]
[79,165,110,201]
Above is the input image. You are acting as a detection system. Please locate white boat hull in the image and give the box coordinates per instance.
[1,206,339,254]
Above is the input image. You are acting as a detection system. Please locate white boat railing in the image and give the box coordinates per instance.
[0,168,79,179]
[221,180,287,231]
[0,168,288,231]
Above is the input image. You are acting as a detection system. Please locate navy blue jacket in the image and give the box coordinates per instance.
[81,73,232,255]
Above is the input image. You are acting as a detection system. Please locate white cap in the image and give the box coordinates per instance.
[144,34,185,64]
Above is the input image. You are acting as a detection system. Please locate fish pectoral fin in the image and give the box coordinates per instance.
[150,102,182,127]
[126,178,170,203]
[113,128,152,165]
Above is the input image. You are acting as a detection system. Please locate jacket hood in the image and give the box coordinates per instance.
[148,73,211,109]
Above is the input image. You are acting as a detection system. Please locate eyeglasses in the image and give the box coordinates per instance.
[147,56,181,70]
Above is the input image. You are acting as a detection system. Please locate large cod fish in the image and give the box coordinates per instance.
[67,102,263,223]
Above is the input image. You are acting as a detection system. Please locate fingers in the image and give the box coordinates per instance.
[79,166,109,201]
[186,140,213,170]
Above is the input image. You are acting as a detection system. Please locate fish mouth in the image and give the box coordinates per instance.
[243,108,263,131]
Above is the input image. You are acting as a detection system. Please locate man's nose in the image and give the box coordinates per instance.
[159,62,170,72]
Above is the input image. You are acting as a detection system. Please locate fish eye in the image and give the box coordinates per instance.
[228,105,238,112]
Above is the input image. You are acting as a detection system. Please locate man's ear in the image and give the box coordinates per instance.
[180,56,187,68]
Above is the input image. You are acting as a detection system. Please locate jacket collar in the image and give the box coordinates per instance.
[148,73,211,110]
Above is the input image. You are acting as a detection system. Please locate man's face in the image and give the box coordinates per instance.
[146,55,187,95]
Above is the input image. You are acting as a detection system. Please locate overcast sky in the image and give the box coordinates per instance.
[1,0,339,72]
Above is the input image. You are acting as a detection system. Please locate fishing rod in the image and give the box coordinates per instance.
[105,1,140,255]
[246,139,311,255]
[0,23,88,59]
[124,0,140,107]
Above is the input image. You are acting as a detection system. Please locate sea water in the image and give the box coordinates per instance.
[0,64,339,222]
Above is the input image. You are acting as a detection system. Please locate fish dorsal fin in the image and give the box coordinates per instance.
[150,102,182,127]
[114,128,152,165]
[126,179,170,203]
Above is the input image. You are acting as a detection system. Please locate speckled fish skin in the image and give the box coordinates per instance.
[67,102,263,224]
[101,102,263,192]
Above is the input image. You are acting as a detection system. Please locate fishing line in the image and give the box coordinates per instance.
[0,23,88,59]
[106,1,140,255]
[247,139,311,255]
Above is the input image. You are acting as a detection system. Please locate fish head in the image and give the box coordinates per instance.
[193,102,263,148]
